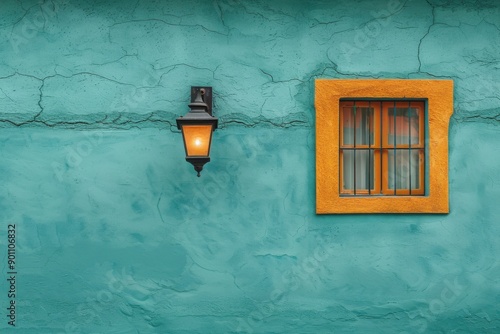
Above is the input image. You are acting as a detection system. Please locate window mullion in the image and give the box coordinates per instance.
[368,101,371,195]
[380,101,383,194]
[353,102,356,195]
[340,101,346,194]
[393,101,396,195]
[408,101,412,195]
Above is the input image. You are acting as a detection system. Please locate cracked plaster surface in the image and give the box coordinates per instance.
[2,122,499,333]
[0,0,498,129]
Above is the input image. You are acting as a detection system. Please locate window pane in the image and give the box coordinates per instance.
[410,149,422,190]
[388,108,420,145]
[343,150,374,191]
[355,150,374,190]
[388,150,410,190]
[342,107,354,145]
[343,107,374,146]
[343,150,354,189]
[356,108,374,145]
[410,109,420,145]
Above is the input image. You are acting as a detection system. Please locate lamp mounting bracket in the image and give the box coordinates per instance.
[191,86,213,116]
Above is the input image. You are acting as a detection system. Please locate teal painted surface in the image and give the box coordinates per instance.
[0,0,499,333]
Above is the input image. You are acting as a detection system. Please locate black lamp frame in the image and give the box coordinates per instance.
[176,86,218,177]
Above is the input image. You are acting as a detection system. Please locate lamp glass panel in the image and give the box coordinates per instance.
[182,125,213,156]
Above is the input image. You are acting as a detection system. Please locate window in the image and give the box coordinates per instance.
[315,79,453,214]
[340,100,425,196]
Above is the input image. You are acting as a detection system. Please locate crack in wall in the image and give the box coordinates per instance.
[417,0,436,73]
[109,18,228,37]
[0,67,311,130]
[0,110,174,130]
[0,110,311,130]
[0,70,164,118]
[1,70,141,88]
[220,113,310,129]
[0,88,15,102]
[10,0,39,27]
[453,107,500,124]
[213,0,231,33]
[1,1,498,132]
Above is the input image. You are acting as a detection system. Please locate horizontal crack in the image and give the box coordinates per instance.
[0,111,311,130]
[0,110,177,130]
[110,18,228,37]
[219,112,310,129]
[453,107,500,124]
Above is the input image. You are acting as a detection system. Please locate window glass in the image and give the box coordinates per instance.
[342,107,374,146]
[341,101,424,196]
[388,108,421,145]
[342,150,374,191]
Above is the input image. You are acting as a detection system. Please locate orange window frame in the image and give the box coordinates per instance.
[315,79,453,214]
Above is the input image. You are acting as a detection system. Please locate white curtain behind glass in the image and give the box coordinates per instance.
[388,108,420,190]
[342,107,374,191]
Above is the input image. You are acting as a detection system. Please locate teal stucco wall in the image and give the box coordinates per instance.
[1,0,499,333]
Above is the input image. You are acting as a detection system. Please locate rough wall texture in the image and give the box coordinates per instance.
[0,0,499,333]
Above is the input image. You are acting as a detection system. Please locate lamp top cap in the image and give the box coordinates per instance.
[190,86,213,116]
[188,90,209,112]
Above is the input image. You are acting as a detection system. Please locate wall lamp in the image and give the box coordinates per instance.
[176,87,218,177]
